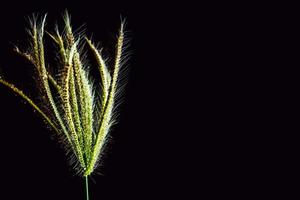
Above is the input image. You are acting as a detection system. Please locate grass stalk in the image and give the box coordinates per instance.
[0,11,129,199]
[85,176,89,200]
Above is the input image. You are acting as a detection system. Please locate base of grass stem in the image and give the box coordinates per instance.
[85,176,89,200]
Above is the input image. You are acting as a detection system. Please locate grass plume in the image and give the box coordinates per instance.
[0,12,129,179]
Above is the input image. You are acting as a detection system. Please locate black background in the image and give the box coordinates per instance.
[0,0,281,199]
[0,0,202,199]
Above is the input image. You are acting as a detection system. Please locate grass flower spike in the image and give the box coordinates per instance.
[0,12,129,199]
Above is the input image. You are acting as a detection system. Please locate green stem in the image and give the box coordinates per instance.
[85,176,90,200]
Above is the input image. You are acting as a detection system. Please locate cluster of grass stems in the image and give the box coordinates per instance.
[0,12,129,200]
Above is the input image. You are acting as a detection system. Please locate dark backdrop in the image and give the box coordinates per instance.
[0,0,202,199]
[0,0,276,199]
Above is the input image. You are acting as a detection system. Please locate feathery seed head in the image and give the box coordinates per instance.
[0,12,129,177]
